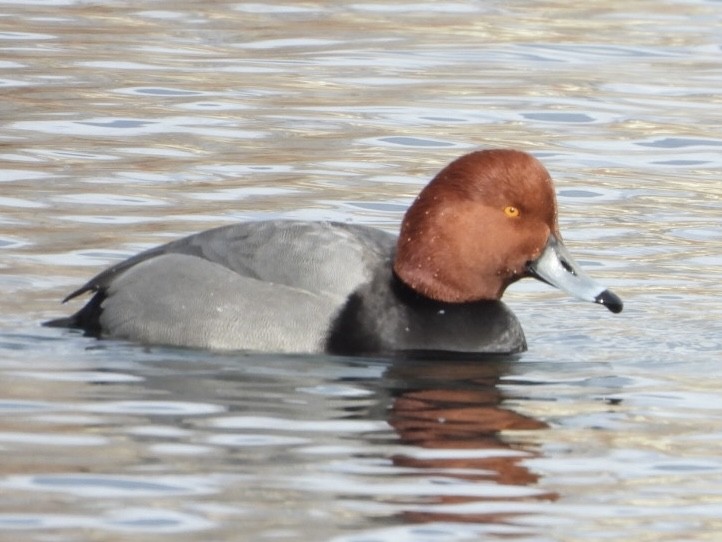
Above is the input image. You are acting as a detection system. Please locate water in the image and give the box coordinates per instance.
[2,0,722,540]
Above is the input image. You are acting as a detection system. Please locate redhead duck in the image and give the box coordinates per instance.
[46,149,622,355]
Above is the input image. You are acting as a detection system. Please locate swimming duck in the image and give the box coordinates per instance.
[46,149,622,355]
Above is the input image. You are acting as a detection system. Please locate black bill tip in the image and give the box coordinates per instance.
[595,289,623,314]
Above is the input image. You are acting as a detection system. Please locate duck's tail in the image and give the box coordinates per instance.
[42,290,105,337]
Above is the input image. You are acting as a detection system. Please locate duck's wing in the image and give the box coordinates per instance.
[63,220,396,303]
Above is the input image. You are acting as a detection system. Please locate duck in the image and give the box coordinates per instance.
[46,149,622,356]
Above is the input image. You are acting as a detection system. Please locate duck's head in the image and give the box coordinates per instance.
[394,149,622,313]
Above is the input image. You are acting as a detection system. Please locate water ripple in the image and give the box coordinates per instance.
[0,510,214,532]
[80,401,226,416]
[0,474,220,498]
[11,117,265,139]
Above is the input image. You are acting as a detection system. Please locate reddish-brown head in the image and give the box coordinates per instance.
[394,149,560,303]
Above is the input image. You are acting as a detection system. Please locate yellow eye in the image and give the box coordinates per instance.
[504,206,520,218]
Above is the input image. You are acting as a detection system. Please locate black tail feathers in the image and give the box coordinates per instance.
[42,290,106,337]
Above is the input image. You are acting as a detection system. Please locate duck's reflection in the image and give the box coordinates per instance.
[381,357,555,523]
[96,349,554,528]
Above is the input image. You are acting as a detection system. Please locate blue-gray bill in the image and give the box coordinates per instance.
[528,235,623,313]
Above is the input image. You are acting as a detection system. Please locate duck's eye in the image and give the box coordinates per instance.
[504,206,520,218]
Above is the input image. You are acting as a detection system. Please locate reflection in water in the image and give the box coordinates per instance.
[126,353,556,529]
[3,350,552,535]
[385,359,555,524]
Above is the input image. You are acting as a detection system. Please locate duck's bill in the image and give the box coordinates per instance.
[527,235,623,314]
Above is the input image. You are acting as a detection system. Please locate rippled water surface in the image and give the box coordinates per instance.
[1,1,721,540]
